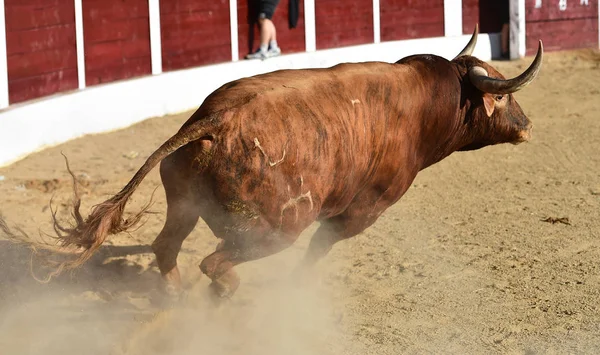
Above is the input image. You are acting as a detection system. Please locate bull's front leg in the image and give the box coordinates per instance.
[294,209,382,276]
[199,227,301,299]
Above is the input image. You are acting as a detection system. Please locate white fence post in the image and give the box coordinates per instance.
[74,0,86,88]
[510,0,526,59]
[229,0,239,61]
[304,0,316,51]
[148,0,163,74]
[444,0,463,36]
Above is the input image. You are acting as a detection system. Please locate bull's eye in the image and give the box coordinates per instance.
[495,95,504,101]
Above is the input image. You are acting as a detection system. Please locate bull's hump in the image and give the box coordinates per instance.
[242,62,398,93]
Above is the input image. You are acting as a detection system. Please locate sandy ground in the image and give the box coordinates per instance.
[1,49,600,355]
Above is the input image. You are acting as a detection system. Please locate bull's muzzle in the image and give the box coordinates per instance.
[513,124,533,145]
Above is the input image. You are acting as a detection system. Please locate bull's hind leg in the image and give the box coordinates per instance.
[199,230,300,298]
[151,155,200,297]
[151,198,199,297]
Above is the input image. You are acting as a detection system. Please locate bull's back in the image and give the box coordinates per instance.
[187,61,442,230]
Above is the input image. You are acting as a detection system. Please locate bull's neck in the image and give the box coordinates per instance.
[416,90,472,171]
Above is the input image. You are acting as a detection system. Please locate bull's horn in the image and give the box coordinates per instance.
[469,40,544,94]
[453,24,479,59]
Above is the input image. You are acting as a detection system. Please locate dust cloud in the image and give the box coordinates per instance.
[0,232,356,355]
[120,279,350,355]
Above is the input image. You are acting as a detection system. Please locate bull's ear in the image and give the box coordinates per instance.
[482,93,495,117]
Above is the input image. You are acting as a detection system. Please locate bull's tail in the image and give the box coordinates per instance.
[0,116,216,282]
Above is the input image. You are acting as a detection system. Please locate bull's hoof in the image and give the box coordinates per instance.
[149,281,187,309]
[165,283,183,297]
[208,270,240,300]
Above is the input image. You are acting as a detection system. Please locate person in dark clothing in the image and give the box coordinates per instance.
[246,0,282,60]
[499,0,510,58]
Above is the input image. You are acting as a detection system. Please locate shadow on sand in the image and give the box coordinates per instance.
[0,240,165,308]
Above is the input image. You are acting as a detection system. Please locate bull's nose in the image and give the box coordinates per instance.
[516,125,532,144]
[511,124,532,145]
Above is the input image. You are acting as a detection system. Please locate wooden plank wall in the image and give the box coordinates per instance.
[82,0,151,86]
[380,0,444,41]
[5,0,599,106]
[462,0,479,35]
[526,1,599,55]
[5,0,78,104]
[315,0,373,50]
[160,0,231,71]
[237,0,305,59]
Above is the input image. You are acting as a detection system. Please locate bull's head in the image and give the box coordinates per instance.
[452,25,543,150]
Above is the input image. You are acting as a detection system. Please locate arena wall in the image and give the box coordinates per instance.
[5,0,78,104]
[462,0,479,35]
[315,0,374,49]
[83,0,152,85]
[380,0,445,41]
[525,0,599,55]
[0,0,598,167]
[160,0,231,71]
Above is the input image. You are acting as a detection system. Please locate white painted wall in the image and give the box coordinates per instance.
[444,0,463,36]
[0,34,494,167]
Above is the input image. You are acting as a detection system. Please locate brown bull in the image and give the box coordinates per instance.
[0,26,543,299]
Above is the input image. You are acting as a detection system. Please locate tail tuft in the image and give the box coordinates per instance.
[0,116,214,282]
[1,154,152,282]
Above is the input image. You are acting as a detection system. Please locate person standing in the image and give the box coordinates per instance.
[499,0,510,59]
[246,0,282,60]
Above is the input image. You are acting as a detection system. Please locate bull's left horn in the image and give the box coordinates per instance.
[469,40,544,94]
[453,24,479,59]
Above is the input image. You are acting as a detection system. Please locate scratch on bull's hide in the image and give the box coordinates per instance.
[279,176,313,227]
[351,99,361,106]
[253,137,286,167]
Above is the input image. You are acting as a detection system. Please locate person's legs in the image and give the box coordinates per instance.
[260,18,280,55]
[246,0,281,59]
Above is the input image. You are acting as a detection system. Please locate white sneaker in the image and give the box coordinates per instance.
[245,48,267,60]
[266,46,281,58]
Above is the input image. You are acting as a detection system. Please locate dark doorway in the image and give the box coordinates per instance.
[479,0,509,33]
[479,0,510,58]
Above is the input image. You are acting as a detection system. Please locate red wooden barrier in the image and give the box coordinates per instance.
[315,0,374,50]
[160,0,231,71]
[5,0,78,104]
[462,0,479,35]
[237,0,305,59]
[83,0,152,86]
[526,0,598,55]
[380,0,444,41]
[4,0,599,107]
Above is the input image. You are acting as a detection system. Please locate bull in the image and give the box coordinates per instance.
[0,26,543,299]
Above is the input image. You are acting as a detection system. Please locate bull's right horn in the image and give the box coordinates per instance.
[469,40,544,94]
[453,24,479,59]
